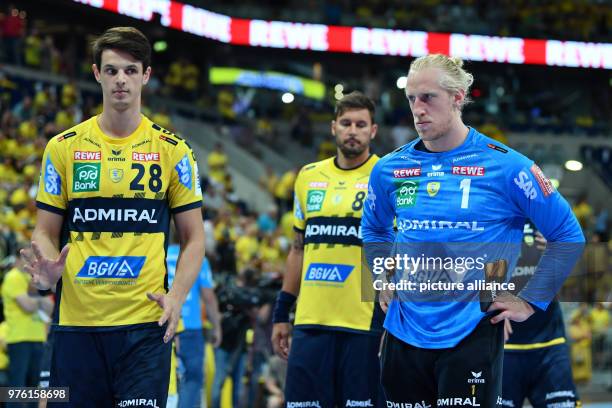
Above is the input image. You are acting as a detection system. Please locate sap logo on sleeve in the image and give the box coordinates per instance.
[175,154,193,189]
[44,156,61,195]
[77,256,146,279]
[294,192,305,221]
[513,170,537,200]
[305,263,354,282]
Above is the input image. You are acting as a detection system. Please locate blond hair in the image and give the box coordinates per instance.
[408,54,474,110]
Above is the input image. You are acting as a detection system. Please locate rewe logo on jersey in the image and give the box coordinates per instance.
[73,163,100,192]
[305,263,354,282]
[77,256,146,279]
[393,167,421,178]
[452,166,485,176]
[74,151,101,160]
[132,152,160,162]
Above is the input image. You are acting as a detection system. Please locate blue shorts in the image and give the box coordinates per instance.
[285,327,383,408]
[502,344,580,408]
[48,324,171,408]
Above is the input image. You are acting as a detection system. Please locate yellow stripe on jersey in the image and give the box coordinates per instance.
[292,155,379,333]
[504,337,566,350]
[36,115,202,328]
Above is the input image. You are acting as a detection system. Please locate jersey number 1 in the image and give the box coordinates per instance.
[459,178,471,209]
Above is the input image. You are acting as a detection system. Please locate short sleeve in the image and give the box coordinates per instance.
[168,141,203,214]
[36,138,67,215]
[292,170,306,232]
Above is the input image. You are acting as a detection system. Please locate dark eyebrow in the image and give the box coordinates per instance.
[102,64,139,70]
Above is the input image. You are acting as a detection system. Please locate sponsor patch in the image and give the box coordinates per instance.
[513,170,537,200]
[160,135,178,145]
[175,154,193,189]
[73,163,100,192]
[44,156,61,195]
[395,180,419,208]
[57,131,77,142]
[530,164,554,197]
[77,256,145,279]
[74,151,101,161]
[452,166,485,176]
[393,167,421,178]
[132,152,160,162]
[354,183,368,189]
[308,181,328,188]
[487,143,508,154]
[306,190,326,212]
[305,263,354,282]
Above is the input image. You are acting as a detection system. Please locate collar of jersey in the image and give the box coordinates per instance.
[92,114,147,145]
[332,153,375,172]
[408,127,476,158]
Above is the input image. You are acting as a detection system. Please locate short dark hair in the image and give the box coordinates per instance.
[334,91,376,123]
[92,27,151,69]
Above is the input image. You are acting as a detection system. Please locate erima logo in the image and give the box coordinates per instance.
[468,371,485,384]
[437,397,480,406]
[287,402,321,408]
[432,164,442,170]
[397,219,484,232]
[77,256,146,278]
[305,263,353,282]
[72,208,158,223]
[346,399,373,407]
[305,224,361,239]
[108,149,126,162]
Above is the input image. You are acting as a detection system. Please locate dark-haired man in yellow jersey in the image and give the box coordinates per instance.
[271,91,383,408]
[23,27,204,407]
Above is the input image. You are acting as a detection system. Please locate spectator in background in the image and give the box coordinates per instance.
[182,59,199,101]
[24,28,42,69]
[1,249,53,392]
[589,302,610,369]
[257,206,278,235]
[593,206,609,242]
[263,354,287,408]
[258,165,279,198]
[273,167,297,218]
[152,106,173,131]
[207,142,228,186]
[317,138,335,161]
[167,233,222,408]
[290,107,313,147]
[1,5,25,65]
[569,305,593,384]
[573,193,593,233]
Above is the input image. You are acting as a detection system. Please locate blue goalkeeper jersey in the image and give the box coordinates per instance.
[362,127,584,349]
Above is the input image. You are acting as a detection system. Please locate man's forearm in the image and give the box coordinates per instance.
[169,240,204,303]
[281,234,304,296]
[31,227,60,261]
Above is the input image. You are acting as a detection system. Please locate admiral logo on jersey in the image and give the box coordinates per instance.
[44,156,61,195]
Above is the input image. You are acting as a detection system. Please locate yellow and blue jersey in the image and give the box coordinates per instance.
[36,115,202,329]
[293,155,383,334]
